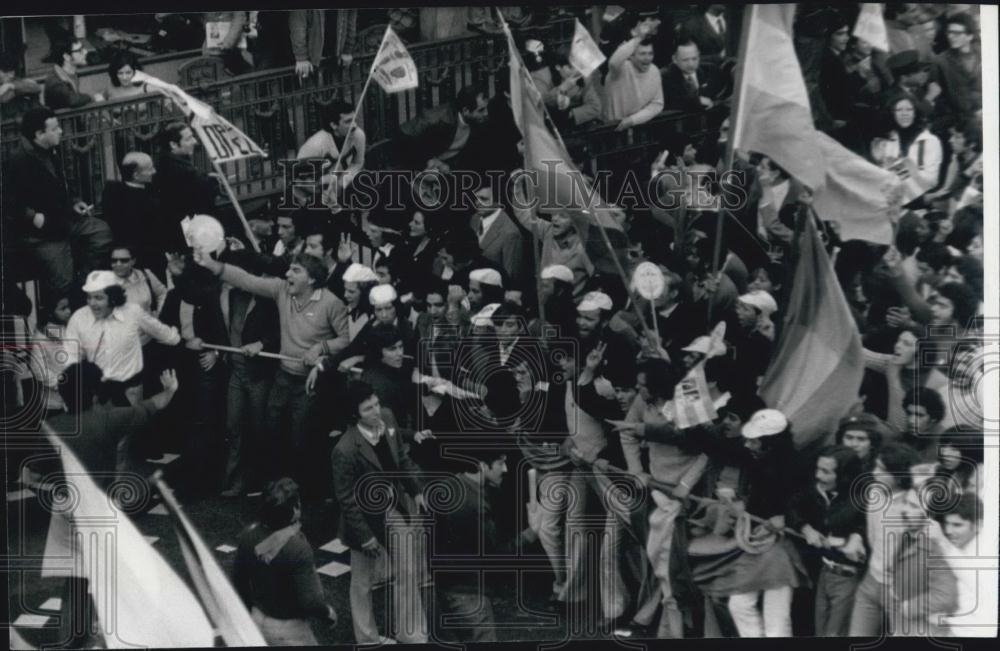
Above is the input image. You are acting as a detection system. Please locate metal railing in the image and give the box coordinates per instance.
[1,19,721,216]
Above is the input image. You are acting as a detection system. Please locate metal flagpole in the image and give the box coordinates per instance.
[209,159,261,253]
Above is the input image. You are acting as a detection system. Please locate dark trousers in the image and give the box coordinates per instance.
[58,577,97,649]
[815,566,861,637]
[263,367,313,485]
[435,586,497,643]
[224,358,274,491]
[180,357,228,496]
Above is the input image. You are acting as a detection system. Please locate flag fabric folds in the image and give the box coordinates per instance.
[154,475,267,647]
[505,27,628,273]
[42,426,216,648]
[569,18,606,78]
[758,217,864,449]
[372,26,419,93]
[731,4,825,190]
[812,131,902,245]
[132,70,266,164]
[854,3,890,51]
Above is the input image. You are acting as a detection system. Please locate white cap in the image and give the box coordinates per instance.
[184,214,226,254]
[541,265,574,284]
[469,268,503,287]
[82,270,121,293]
[369,284,398,306]
[682,335,726,358]
[342,263,377,284]
[577,291,613,313]
[525,39,545,55]
[741,409,788,439]
[738,290,778,317]
[471,303,501,327]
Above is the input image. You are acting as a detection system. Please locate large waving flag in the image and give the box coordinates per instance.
[731,4,825,190]
[758,216,864,449]
[372,26,419,93]
[132,71,265,164]
[152,474,267,647]
[812,131,902,245]
[505,25,628,272]
[42,425,216,648]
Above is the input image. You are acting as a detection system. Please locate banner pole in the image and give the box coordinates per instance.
[210,158,260,253]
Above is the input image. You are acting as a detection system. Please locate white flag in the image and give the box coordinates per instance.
[43,425,216,648]
[131,70,266,164]
[569,19,605,78]
[854,4,889,52]
[373,27,419,94]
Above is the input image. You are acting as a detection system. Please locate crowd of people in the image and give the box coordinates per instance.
[3,3,989,645]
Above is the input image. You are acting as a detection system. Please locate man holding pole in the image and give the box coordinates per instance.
[192,247,349,491]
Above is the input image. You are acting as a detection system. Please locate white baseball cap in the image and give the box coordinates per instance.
[82,270,121,293]
[469,268,503,287]
[738,290,778,317]
[342,263,378,284]
[471,303,501,327]
[741,409,788,439]
[541,265,574,284]
[577,291,613,313]
[369,284,398,306]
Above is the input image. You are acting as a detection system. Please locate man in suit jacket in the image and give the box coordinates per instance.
[469,183,525,286]
[661,38,725,113]
[396,84,490,171]
[680,4,730,65]
[331,381,429,644]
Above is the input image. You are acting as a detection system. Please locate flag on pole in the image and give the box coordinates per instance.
[42,425,216,648]
[153,474,267,647]
[812,131,902,245]
[854,4,890,52]
[731,4,825,190]
[372,26,419,94]
[132,71,266,164]
[759,216,864,449]
[505,27,628,272]
[569,19,606,78]
[670,322,730,429]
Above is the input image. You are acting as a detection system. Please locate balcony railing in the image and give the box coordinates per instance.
[1,19,721,216]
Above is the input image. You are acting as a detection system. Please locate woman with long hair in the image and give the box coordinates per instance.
[871,95,943,205]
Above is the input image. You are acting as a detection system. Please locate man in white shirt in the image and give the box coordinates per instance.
[937,493,996,636]
[64,270,180,406]
[293,99,366,211]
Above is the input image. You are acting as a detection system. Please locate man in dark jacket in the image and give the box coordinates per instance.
[3,107,112,307]
[43,39,102,109]
[395,84,491,171]
[661,38,726,114]
[331,381,428,644]
[102,151,171,279]
[152,121,220,225]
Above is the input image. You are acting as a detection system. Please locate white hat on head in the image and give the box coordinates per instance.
[369,284,398,306]
[541,265,574,284]
[682,335,726,358]
[525,39,545,55]
[82,270,121,293]
[469,268,503,287]
[342,263,378,284]
[577,291,613,313]
[738,290,778,317]
[741,409,788,439]
[471,303,501,327]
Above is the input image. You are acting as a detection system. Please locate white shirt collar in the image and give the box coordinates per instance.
[480,209,502,234]
[357,421,385,446]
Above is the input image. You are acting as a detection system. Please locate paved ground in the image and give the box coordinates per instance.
[6,452,626,648]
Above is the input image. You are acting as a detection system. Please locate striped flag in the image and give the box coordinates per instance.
[42,426,216,648]
[759,216,864,449]
[813,131,902,245]
[505,25,628,273]
[152,474,267,647]
[731,4,825,190]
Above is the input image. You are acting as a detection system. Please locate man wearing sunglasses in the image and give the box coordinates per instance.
[43,39,103,109]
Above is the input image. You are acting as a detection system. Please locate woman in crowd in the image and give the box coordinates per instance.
[340,263,378,342]
[872,95,943,205]
[109,242,167,317]
[104,50,146,101]
[527,41,603,131]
